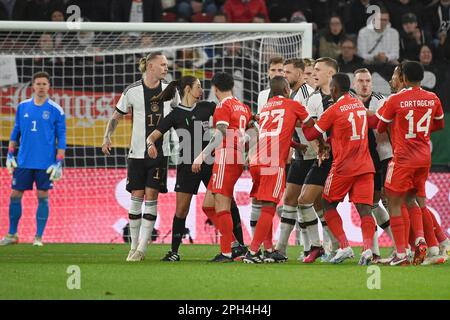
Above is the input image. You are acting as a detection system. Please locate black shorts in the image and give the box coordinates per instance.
[374,158,392,191]
[286,159,315,186]
[126,157,168,193]
[175,163,212,194]
[303,157,332,187]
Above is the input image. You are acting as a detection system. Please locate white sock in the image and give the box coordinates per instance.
[128,196,143,251]
[275,205,297,255]
[137,200,157,253]
[295,222,301,245]
[372,203,394,240]
[250,203,262,238]
[298,210,311,252]
[372,229,380,256]
[299,204,321,247]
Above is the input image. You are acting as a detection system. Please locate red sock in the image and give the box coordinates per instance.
[324,208,349,249]
[390,215,406,254]
[250,206,275,253]
[408,206,424,241]
[216,211,233,255]
[422,207,439,247]
[361,215,376,251]
[203,207,220,229]
[263,220,273,251]
[428,208,447,243]
[409,224,415,249]
[401,205,410,248]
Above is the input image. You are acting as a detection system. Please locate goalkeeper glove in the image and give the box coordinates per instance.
[46,156,64,181]
[6,147,17,174]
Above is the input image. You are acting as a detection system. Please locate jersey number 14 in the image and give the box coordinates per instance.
[405,109,432,139]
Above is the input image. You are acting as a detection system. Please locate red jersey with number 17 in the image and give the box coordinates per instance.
[252,96,311,167]
[213,96,252,151]
[377,87,444,168]
[314,93,374,177]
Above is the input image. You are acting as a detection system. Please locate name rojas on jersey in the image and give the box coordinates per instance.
[350,91,393,161]
[116,80,180,159]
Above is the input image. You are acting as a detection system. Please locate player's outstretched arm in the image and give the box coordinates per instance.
[146,130,163,159]
[192,123,227,173]
[102,110,124,155]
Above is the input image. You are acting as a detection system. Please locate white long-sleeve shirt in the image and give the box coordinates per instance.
[357,23,399,62]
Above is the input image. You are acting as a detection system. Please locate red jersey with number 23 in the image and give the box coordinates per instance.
[213,96,252,151]
[377,87,444,168]
[314,93,374,177]
[253,96,311,167]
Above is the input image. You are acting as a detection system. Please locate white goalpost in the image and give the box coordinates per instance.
[0,21,313,244]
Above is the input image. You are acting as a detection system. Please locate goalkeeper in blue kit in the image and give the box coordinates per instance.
[1,72,66,246]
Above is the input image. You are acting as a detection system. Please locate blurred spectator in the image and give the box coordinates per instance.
[317,15,348,60]
[357,6,399,65]
[384,0,424,31]
[161,0,177,21]
[111,0,161,22]
[50,9,65,21]
[223,0,269,23]
[290,11,307,23]
[18,0,65,21]
[50,8,66,50]
[399,12,430,61]
[424,0,450,40]
[266,0,311,23]
[212,12,227,22]
[345,0,375,35]
[177,0,217,21]
[424,0,450,60]
[309,0,341,30]
[252,13,264,23]
[336,37,365,73]
[418,44,448,97]
[67,0,111,22]
[0,0,28,20]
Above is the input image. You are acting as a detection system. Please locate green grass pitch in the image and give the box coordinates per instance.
[0,244,449,300]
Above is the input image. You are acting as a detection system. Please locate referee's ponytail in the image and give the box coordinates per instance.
[151,75,198,104]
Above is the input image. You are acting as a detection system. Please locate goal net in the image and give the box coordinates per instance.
[0,21,321,244]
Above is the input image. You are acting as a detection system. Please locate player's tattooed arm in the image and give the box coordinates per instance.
[102,110,124,155]
[192,123,228,173]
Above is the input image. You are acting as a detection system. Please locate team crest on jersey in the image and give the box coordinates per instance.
[151,102,160,112]
[42,111,50,120]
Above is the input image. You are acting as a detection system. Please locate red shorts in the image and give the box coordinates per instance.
[323,169,374,205]
[249,166,285,204]
[207,148,243,198]
[384,161,428,197]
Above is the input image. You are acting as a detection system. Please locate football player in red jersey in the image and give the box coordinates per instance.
[242,76,316,263]
[303,73,377,265]
[192,72,253,262]
[376,61,445,266]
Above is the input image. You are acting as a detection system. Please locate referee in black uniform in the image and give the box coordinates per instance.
[146,76,246,262]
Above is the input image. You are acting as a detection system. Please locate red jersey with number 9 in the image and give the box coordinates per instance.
[213,96,252,151]
[377,87,444,168]
[252,96,311,167]
[314,93,375,177]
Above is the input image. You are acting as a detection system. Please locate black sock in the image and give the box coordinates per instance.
[171,216,186,253]
[230,200,244,245]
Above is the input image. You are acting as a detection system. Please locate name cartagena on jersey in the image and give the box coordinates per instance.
[10,97,66,170]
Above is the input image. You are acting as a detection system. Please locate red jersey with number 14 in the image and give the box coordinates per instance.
[315,93,374,177]
[213,96,252,151]
[252,96,311,167]
[377,87,444,168]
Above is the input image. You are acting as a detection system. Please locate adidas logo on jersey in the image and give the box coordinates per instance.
[24,113,29,118]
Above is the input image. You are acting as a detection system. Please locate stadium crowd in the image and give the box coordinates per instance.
[2,1,450,110]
